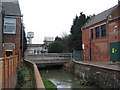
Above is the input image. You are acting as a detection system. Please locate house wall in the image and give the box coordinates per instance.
[82,3,120,61]
[3,17,21,55]
[108,3,120,43]
[0,12,2,57]
[82,20,110,61]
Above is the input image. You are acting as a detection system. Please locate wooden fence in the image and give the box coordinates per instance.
[0,47,19,89]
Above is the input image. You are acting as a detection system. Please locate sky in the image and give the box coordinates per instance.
[19,0,118,44]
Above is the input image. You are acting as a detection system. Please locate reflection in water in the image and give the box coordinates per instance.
[40,69,96,89]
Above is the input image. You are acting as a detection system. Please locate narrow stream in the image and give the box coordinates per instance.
[40,68,96,89]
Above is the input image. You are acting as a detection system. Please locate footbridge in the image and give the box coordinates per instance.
[24,53,72,67]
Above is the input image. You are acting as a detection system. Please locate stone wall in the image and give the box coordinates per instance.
[64,59,120,88]
[73,61,120,88]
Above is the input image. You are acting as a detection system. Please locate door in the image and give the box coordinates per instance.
[110,42,120,61]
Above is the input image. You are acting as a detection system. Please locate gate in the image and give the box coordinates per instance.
[110,42,120,62]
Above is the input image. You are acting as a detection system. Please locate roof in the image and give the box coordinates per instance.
[0,0,18,3]
[2,2,21,16]
[82,5,117,29]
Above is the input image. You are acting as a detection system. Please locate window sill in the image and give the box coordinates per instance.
[90,36,107,41]
[4,32,16,35]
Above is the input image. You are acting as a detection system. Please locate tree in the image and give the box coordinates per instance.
[55,36,61,41]
[48,41,63,53]
[70,12,89,51]
[20,24,27,57]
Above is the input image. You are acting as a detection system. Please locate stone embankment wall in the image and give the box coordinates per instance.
[64,59,120,88]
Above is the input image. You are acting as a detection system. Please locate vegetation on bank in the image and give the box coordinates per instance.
[42,77,57,90]
[16,62,35,88]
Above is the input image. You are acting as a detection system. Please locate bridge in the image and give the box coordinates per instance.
[24,53,72,67]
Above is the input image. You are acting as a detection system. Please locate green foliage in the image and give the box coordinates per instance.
[70,12,89,51]
[48,41,63,53]
[55,36,61,41]
[48,12,90,53]
[42,77,57,89]
[16,63,26,87]
[16,62,35,88]
[20,24,27,57]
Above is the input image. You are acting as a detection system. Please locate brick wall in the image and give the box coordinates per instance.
[3,18,21,56]
[0,12,2,57]
[82,4,120,61]
[82,20,110,61]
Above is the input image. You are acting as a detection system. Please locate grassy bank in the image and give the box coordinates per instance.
[16,62,35,88]
[42,77,57,89]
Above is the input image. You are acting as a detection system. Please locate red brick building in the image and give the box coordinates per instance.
[0,0,22,57]
[82,2,120,62]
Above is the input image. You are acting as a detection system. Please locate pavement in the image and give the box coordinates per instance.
[74,60,120,70]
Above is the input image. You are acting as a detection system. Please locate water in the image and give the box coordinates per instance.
[40,69,96,89]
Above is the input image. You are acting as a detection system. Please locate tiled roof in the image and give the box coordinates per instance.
[2,2,21,16]
[82,5,117,29]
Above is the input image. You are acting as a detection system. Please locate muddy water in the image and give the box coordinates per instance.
[40,69,96,89]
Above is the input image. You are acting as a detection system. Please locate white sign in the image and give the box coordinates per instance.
[82,44,84,49]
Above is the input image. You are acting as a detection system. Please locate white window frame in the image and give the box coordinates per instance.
[3,43,15,51]
[4,18,16,34]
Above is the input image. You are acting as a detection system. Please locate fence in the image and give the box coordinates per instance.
[73,51,83,60]
[0,47,19,89]
[0,56,19,89]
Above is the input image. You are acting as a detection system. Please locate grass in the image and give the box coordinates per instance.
[42,77,57,90]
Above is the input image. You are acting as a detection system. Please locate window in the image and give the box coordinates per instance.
[3,43,15,51]
[4,18,16,34]
[91,29,94,39]
[3,43,15,56]
[101,24,106,37]
[95,27,100,38]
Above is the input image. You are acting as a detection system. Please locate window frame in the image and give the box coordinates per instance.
[95,26,100,38]
[101,24,106,37]
[4,18,16,34]
[91,28,94,39]
[3,43,15,51]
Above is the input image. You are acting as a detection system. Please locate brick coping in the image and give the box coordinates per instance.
[73,59,120,72]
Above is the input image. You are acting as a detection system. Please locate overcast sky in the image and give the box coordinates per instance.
[19,0,118,44]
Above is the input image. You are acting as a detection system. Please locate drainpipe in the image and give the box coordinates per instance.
[0,2,2,57]
[89,38,92,61]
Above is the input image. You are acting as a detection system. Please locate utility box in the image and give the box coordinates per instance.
[110,42,120,62]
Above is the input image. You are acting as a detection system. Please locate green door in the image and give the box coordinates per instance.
[110,42,120,61]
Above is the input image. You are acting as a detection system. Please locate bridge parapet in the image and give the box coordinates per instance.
[24,53,72,65]
[25,53,72,60]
